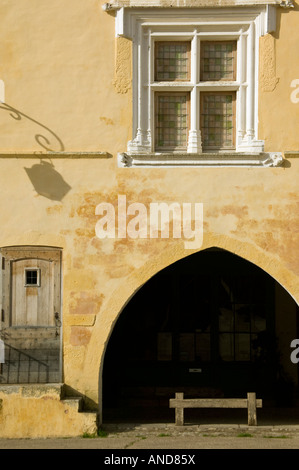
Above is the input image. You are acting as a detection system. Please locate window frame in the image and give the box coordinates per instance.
[144,28,251,155]
[153,38,238,152]
[115,6,284,167]
[24,268,41,287]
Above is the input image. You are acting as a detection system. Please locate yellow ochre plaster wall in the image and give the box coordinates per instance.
[0,0,298,436]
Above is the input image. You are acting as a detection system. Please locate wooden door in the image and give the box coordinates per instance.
[0,246,62,383]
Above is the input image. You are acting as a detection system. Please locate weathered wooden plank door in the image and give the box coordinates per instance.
[0,246,62,383]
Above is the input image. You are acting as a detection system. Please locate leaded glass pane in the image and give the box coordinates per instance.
[200,41,236,81]
[201,92,235,149]
[156,93,189,150]
[155,42,190,81]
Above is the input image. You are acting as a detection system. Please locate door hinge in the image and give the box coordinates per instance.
[1,309,4,322]
[1,258,5,270]
[54,312,61,337]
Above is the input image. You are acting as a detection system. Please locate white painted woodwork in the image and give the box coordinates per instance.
[115,5,280,165]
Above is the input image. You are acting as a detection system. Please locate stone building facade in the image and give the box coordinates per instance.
[0,0,299,437]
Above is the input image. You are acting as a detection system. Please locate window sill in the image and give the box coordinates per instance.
[118,151,284,168]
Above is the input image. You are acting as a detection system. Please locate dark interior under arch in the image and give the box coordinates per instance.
[103,248,299,424]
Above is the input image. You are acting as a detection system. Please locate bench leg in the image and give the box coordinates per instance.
[247,392,257,426]
[175,393,184,426]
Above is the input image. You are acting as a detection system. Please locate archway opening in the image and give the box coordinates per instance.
[102,248,299,424]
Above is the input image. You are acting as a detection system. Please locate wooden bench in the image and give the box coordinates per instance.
[169,392,262,426]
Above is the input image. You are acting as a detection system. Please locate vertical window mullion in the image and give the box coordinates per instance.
[187,33,201,153]
[236,32,246,146]
[245,23,255,141]
[148,31,153,151]
[128,23,152,153]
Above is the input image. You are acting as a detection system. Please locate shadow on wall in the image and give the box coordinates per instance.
[0,102,65,152]
[0,102,71,201]
[24,160,71,201]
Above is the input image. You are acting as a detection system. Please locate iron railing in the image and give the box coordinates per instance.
[0,341,50,384]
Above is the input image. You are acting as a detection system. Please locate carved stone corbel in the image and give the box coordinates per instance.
[262,153,284,167]
[280,0,294,8]
[118,153,133,167]
[102,3,115,11]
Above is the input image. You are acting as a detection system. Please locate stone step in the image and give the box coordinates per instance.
[0,383,92,413]
[0,382,64,398]
[61,397,83,412]
[0,382,98,437]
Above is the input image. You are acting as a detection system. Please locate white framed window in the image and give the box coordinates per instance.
[114,5,284,167]
[24,268,41,287]
[152,38,238,153]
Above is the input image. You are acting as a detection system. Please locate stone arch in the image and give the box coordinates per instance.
[83,234,299,419]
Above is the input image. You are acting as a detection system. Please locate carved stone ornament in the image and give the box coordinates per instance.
[279,0,294,7]
[117,152,284,168]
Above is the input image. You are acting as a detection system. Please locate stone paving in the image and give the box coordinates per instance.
[1,422,299,449]
[2,408,299,449]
